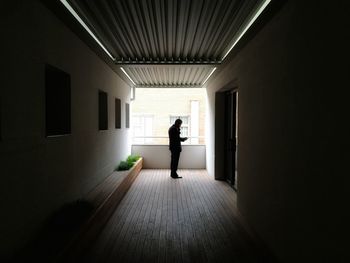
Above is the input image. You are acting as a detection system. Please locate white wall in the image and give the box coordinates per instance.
[205,88,215,178]
[0,0,131,259]
[131,145,206,169]
[205,1,348,262]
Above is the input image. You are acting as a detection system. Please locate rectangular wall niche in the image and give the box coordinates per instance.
[0,97,2,140]
[125,103,130,128]
[99,90,108,130]
[45,64,71,137]
[115,98,121,129]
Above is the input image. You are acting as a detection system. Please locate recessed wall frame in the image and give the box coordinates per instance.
[115,98,121,129]
[98,90,108,130]
[125,103,130,129]
[0,97,2,141]
[45,64,71,137]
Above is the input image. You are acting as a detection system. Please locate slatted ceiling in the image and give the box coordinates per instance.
[63,0,269,87]
[71,1,117,56]
[68,0,262,63]
[123,66,215,87]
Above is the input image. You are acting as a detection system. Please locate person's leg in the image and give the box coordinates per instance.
[170,150,180,177]
[173,151,180,175]
[170,150,176,176]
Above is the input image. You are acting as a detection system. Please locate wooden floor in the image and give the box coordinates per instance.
[83,169,261,263]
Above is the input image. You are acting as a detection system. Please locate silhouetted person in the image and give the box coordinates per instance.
[168,119,188,178]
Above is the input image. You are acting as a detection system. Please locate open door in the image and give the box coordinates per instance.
[224,91,238,189]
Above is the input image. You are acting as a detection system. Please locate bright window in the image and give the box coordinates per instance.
[131,88,206,145]
[132,114,153,144]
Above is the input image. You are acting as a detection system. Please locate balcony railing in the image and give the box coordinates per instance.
[132,136,205,145]
[131,144,206,169]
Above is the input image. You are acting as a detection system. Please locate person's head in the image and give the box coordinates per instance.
[174,119,182,128]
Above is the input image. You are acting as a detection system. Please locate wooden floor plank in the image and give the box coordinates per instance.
[176,178,191,263]
[115,169,156,263]
[192,170,259,262]
[83,169,263,263]
[180,171,209,262]
[184,170,214,261]
[118,170,155,262]
[134,169,162,262]
[87,169,149,262]
[147,169,168,262]
[187,170,233,261]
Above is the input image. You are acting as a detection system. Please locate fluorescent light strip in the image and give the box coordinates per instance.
[202,67,217,85]
[222,0,271,60]
[120,67,136,85]
[60,0,115,61]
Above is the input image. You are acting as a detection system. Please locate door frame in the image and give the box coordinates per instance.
[214,81,238,189]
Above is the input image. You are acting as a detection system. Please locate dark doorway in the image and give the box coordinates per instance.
[224,91,238,189]
[215,84,238,190]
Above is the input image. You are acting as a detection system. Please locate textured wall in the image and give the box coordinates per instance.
[0,0,131,259]
[205,1,349,262]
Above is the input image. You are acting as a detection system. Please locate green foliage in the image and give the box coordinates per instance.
[127,154,140,165]
[116,154,141,171]
[117,161,132,171]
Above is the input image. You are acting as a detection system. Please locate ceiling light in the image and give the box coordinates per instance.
[202,67,217,86]
[60,0,115,61]
[120,67,136,85]
[222,0,271,60]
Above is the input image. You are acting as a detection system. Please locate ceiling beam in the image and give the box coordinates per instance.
[135,85,203,89]
[114,60,221,65]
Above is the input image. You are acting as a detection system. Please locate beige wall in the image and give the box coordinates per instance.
[0,0,131,259]
[131,88,206,144]
[205,1,348,262]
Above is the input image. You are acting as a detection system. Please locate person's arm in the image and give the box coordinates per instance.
[180,137,188,142]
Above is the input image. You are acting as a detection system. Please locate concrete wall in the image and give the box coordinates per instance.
[132,145,206,169]
[0,0,131,259]
[205,1,349,262]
